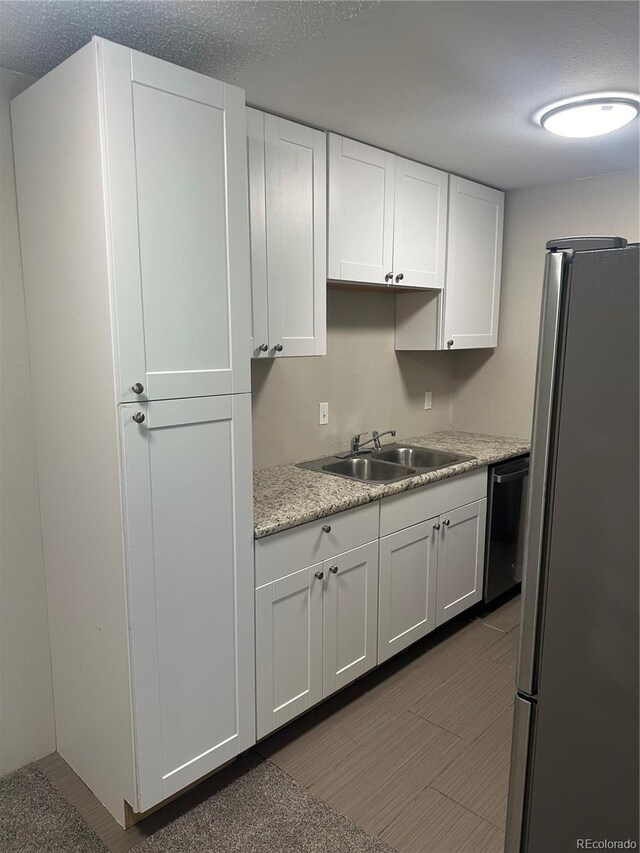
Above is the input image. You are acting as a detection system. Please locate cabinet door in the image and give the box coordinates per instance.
[378,520,438,663]
[393,158,448,290]
[264,114,326,357]
[120,394,254,811]
[444,176,504,349]
[247,108,271,359]
[328,134,395,285]
[436,499,487,626]
[255,565,323,739]
[99,40,251,401]
[323,542,379,696]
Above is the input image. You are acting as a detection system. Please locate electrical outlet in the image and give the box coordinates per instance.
[424,391,432,410]
[318,402,329,425]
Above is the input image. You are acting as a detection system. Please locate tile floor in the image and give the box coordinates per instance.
[256,593,522,853]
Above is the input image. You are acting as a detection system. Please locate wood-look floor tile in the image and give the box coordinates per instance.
[309,711,465,836]
[485,625,520,666]
[410,655,516,742]
[255,712,361,789]
[481,595,522,633]
[431,705,515,828]
[315,620,508,749]
[408,618,506,673]
[380,786,505,853]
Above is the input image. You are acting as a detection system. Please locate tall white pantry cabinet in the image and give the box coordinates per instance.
[11,37,255,825]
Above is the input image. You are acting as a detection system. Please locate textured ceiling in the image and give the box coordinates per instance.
[0,1,375,78]
[0,0,638,189]
[235,1,640,189]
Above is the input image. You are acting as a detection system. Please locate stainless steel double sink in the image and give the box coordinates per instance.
[298,444,475,484]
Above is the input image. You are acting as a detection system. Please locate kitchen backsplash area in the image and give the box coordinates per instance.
[251,287,454,469]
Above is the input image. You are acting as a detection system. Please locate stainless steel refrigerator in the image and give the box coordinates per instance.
[505,237,639,853]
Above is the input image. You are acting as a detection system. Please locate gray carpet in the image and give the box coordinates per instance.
[0,763,107,852]
[1,756,394,853]
[137,757,394,853]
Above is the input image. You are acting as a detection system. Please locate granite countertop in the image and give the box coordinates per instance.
[253,429,530,539]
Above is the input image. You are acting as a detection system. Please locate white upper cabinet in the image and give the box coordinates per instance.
[328,134,395,285]
[248,109,326,358]
[327,134,448,289]
[396,175,504,351]
[393,157,448,289]
[100,41,251,401]
[443,177,504,349]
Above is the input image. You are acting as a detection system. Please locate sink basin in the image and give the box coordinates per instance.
[297,443,475,484]
[372,445,473,470]
[321,457,417,483]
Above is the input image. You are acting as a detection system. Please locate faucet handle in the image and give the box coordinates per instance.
[350,431,369,453]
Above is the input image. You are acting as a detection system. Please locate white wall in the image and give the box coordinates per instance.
[451,169,640,439]
[252,287,455,468]
[0,67,55,774]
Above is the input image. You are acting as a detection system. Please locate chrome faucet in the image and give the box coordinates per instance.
[350,429,396,454]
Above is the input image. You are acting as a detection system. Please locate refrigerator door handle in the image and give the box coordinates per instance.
[516,250,568,696]
[505,695,535,853]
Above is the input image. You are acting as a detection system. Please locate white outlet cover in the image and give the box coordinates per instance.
[318,402,329,425]
[424,391,432,410]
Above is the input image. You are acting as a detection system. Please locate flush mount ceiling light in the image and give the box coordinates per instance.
[538,92,640,138]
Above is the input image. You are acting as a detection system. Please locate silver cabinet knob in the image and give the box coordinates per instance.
[132,412,146,424]
[443,518,451,526]
[395,273,404,283]
[385,272,393,282]
[258,343,269,352]
[314,570,324,580]
[273,343,284,352]
[329,565,338,574]
[132,383,144,394]
[447,339,454,348]
[322,524,332,533]
[433,522,441,530]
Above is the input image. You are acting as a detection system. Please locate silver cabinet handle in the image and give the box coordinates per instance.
[258,343,269,352]
[314,570,324,580]
[433,522,441,530]
[385,272,393,282]
[329,565,338,574]
[443,518,451,526]
[322,525,332,533]
[132,383,144,394]
[273,343,284,352]
[447,339,454,348]
[133,412,146,424]
[395,273,404,283]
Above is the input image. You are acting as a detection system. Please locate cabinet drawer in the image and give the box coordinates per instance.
[380,468,487,537]
[255,502,379,586]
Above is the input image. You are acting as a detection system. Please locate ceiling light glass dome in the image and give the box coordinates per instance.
[538,93,640,138]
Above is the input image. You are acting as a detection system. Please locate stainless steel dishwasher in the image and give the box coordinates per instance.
[483,454,530,603]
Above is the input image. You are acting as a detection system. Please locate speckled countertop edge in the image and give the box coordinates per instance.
[253,429,530,539]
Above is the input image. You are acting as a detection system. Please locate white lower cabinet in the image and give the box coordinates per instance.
[378,520,438,663]
[121,393,255,809]
[436,499,487,626]
[255,538,378,739]
[323,542,379,695]
[254,470,489,740]
[255,564,323,740]
[378,498,487,662]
